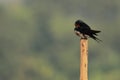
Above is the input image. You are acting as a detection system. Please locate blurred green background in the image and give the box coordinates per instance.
[0,0,120,80]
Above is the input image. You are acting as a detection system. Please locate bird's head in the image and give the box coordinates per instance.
[74,20,83,28]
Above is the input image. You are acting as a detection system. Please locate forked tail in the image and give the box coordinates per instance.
[91,30,101,36]
[91,30,101,33]
[90,35,102,43]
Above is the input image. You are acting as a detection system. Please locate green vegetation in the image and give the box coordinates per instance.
[0,0,120,80]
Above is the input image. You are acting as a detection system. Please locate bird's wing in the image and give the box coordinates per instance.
[80,22,91,30]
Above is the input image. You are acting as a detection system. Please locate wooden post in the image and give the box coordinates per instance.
[80,38,88,80]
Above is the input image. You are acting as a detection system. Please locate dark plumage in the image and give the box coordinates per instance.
[74,20,102,42]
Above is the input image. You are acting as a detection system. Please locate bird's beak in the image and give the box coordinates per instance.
[75,24,80,28]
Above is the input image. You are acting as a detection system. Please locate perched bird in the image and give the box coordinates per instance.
[74,20,102,42]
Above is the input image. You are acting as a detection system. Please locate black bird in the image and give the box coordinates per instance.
[74,20,102,42]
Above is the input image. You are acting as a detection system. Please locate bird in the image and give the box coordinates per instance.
[74,20,102,42]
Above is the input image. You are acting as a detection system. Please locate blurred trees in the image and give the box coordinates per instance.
[0,0,120,80]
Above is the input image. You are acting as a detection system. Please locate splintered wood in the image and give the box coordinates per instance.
[80,39,88,80]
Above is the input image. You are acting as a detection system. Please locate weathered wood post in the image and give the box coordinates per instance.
[80,38,88,80]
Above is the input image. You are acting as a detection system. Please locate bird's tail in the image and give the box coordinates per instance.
[90,35,102,43]
[92,30,101,33]
[91,30,101,36]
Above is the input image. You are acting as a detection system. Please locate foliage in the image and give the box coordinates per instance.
[0,0,120,80]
